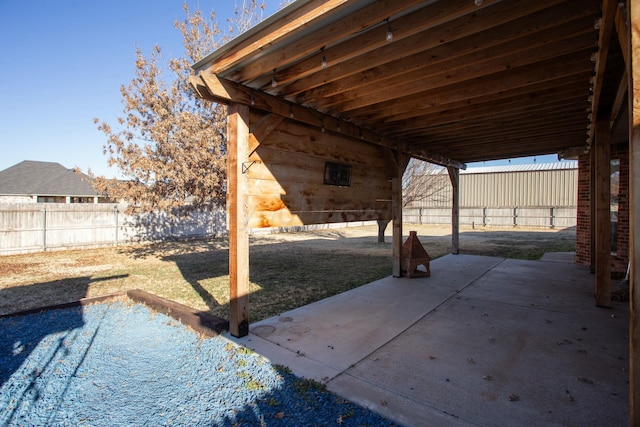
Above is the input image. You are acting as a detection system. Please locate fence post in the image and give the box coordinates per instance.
[114,205,119,246]
[483,207,487,226]
[513,207,518,226]
[550,206,556,229]
[42,207,47,252]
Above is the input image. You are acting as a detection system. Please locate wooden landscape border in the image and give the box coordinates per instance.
[0,289,229,338]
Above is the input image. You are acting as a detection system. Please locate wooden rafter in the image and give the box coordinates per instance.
[588,0,618,146]
[189,72,466,169]
[294,2,595,104]
[280,0,572,99]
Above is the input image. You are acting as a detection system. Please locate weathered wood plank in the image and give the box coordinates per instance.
[193,72,403,155]
[248,179,391,200]
[256,121,391,168]
[249,150,390,186]
[227,103,250,338]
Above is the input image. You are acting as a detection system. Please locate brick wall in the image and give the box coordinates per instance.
[575,144,629,275]
[612,143,629,274]
[575,153,591,266]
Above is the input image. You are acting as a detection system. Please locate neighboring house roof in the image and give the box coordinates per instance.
[0,160,100,197]
[461,162,578,175]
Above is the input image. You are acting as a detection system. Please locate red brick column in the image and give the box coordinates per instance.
[576,145,630,275]
[612,143,629,275]
[576,154,591,266]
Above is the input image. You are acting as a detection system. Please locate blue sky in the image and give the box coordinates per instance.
[0,1,562,178]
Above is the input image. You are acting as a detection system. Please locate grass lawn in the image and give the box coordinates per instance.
[0,224,576,321]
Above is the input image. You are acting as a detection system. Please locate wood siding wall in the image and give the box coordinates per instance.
[247,118,392,228]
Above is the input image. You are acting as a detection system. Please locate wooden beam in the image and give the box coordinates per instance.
[628,0,640,421]
[345,53,591,120]
[227,0,429,85]
[285,0,579,99]
[594,117,612,308]
[356,71,591,123]
[249,113,284,156]
[200,0,351,76]
[384,83,589,129]
[337,50,592,115]
[227,103,250,337]
[588,0,617,145]
[191,73,398,151]
[392,152,410,277]
[447,166,460,255]
[409,151,466,170]
[190,73,467,170]
[293,1,595,103]
[321,32,595,112]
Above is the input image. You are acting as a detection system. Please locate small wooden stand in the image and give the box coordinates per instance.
[402,231,431,278]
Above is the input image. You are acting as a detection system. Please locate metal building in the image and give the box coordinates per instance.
[405,162,578,228]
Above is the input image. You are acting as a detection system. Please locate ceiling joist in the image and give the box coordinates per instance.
[192,0,622,165]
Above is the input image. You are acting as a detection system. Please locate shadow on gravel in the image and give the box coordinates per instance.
[0,275,127,386]
[0,303,396,426]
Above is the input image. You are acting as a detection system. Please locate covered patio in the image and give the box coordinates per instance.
[228,253,628,425]
[189,0,640,422]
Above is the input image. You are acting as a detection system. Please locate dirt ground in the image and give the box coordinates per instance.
[0,224,576,320]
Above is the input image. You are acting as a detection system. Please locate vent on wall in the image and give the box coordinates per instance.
[324,162,351,186]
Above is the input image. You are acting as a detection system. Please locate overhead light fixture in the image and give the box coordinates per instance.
[321,48,327,69]
[271,70,278,88]
[386,19,393,42]
[594,17,602,30]
[475,0,483,5]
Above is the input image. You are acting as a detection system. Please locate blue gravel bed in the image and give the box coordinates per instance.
[0,302,397,426]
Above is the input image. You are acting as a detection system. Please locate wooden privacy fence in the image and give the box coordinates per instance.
[404,206,576,229]
[0,203,226,255]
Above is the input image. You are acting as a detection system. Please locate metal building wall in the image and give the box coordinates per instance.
[460,169,578,207]
[412,163,578,208]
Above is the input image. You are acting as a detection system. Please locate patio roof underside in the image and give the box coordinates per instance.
[191,0,628,167]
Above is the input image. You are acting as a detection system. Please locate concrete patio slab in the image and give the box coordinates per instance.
[226,254,629,426]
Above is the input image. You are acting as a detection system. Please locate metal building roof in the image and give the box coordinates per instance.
[461,161,578,175]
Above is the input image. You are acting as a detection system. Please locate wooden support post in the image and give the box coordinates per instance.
[392,152,410,277]
[392,175,403,277]
[447,166,460,255]
[227,103,250,337]
[629,0,640,421]
[595,117,612,308]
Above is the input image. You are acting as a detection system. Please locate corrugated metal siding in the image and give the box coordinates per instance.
[412,167,577,208]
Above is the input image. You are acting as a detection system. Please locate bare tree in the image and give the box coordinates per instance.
[402,158,449,207]
[92,2,266,214]
[377,158,449,243]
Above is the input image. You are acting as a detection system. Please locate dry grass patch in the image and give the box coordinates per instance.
[0,225,575,321]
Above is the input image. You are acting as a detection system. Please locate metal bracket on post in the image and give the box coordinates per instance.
[242,160,261,174]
